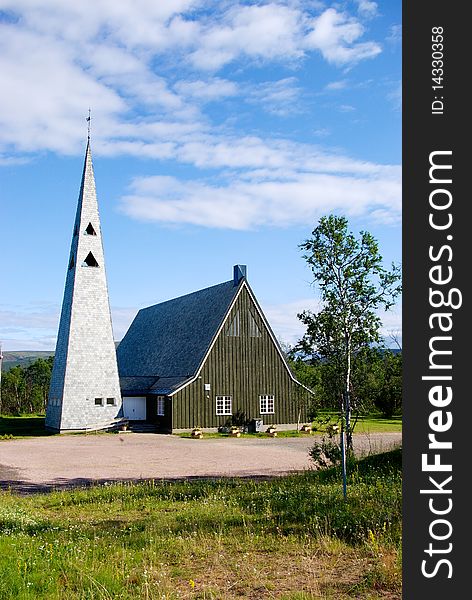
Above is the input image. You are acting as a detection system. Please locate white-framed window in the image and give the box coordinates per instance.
[106,397,116,406]
[260,395,275,414]
[216,395,232,415]
[94,397,104,406]
[157,396,165,416]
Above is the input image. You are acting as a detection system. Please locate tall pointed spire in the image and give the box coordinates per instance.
[46,140,122,431]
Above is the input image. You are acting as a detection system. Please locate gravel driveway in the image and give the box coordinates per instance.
[0,432,401,494]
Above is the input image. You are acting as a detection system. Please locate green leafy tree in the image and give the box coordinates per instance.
[296,216,401,457]
[374,350,402,417]
[24,357,54,413]
[350,347,402,418]
[1,366,26,415]
[287,355,321,421]
[1,356,54,415]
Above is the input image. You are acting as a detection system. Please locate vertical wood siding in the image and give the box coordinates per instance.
[172,286,309,429]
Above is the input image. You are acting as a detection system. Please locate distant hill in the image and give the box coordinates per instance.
[1,351,55,371]
[1,343,122,372]
[2,344,400,372]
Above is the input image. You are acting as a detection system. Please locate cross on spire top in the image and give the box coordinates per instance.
[86,109,91,140]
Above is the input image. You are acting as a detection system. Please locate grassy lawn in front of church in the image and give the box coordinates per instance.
[0,448,402,599]
[0,414,54,439]
[177,415,402,439]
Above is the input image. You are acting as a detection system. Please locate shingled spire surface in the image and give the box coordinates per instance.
[46,141,122,431]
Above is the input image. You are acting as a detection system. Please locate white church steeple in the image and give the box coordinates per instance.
[46,138,122,431]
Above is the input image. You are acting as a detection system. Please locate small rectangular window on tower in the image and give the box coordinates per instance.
[94,397,104,406]
[106,397,116,406]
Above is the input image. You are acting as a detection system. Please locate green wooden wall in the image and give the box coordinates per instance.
[171,285,309,429]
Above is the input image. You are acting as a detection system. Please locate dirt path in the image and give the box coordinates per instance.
[0,432,401,493]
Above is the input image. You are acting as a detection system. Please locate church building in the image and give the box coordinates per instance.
[47,140,311,433]
[117,265,311,432]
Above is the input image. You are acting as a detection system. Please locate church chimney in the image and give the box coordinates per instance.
[233,264,247,286]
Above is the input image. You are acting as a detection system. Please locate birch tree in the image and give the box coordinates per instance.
[297,216,401,493]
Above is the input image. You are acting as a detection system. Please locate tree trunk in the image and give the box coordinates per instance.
[339,391,347,499]
[345,336,353,452]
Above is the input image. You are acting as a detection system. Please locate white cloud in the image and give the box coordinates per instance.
[119,156,401,230]
[312,128,331,138]
[0,303,60,350]
[188,3,304,70]
[338,104,356,113]
[263,298,321,346]
[387,24,402,45]
[174,78,239,101]
[167,133,398,176]
[249,77,302,115]
[0,1,200,45]
[261,298,402,348]
[356,1,379,19]
[305,8,381,65]
[0,155,30,166]
[0,1,384,157]
[324,79,348,91]
[0,302,140,350]
[387,80,402,112]
[110,114,401,235]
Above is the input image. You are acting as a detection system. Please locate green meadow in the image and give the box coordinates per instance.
[0,449,402,599]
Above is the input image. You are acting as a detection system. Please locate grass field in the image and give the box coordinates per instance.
[345,416,402,434]
[179,416,402,438]
[0,449,402,599]
[0,415,53,439]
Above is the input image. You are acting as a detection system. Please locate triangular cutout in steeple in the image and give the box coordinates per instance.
[85,222,97,236]
[82,251,99,267]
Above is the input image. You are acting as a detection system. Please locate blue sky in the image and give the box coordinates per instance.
[0,0,401,351]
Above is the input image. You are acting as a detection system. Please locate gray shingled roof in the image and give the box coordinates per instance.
[119,376,159,395]
[117,280,240,393]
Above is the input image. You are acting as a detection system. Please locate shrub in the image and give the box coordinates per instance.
[309,437,342,469]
